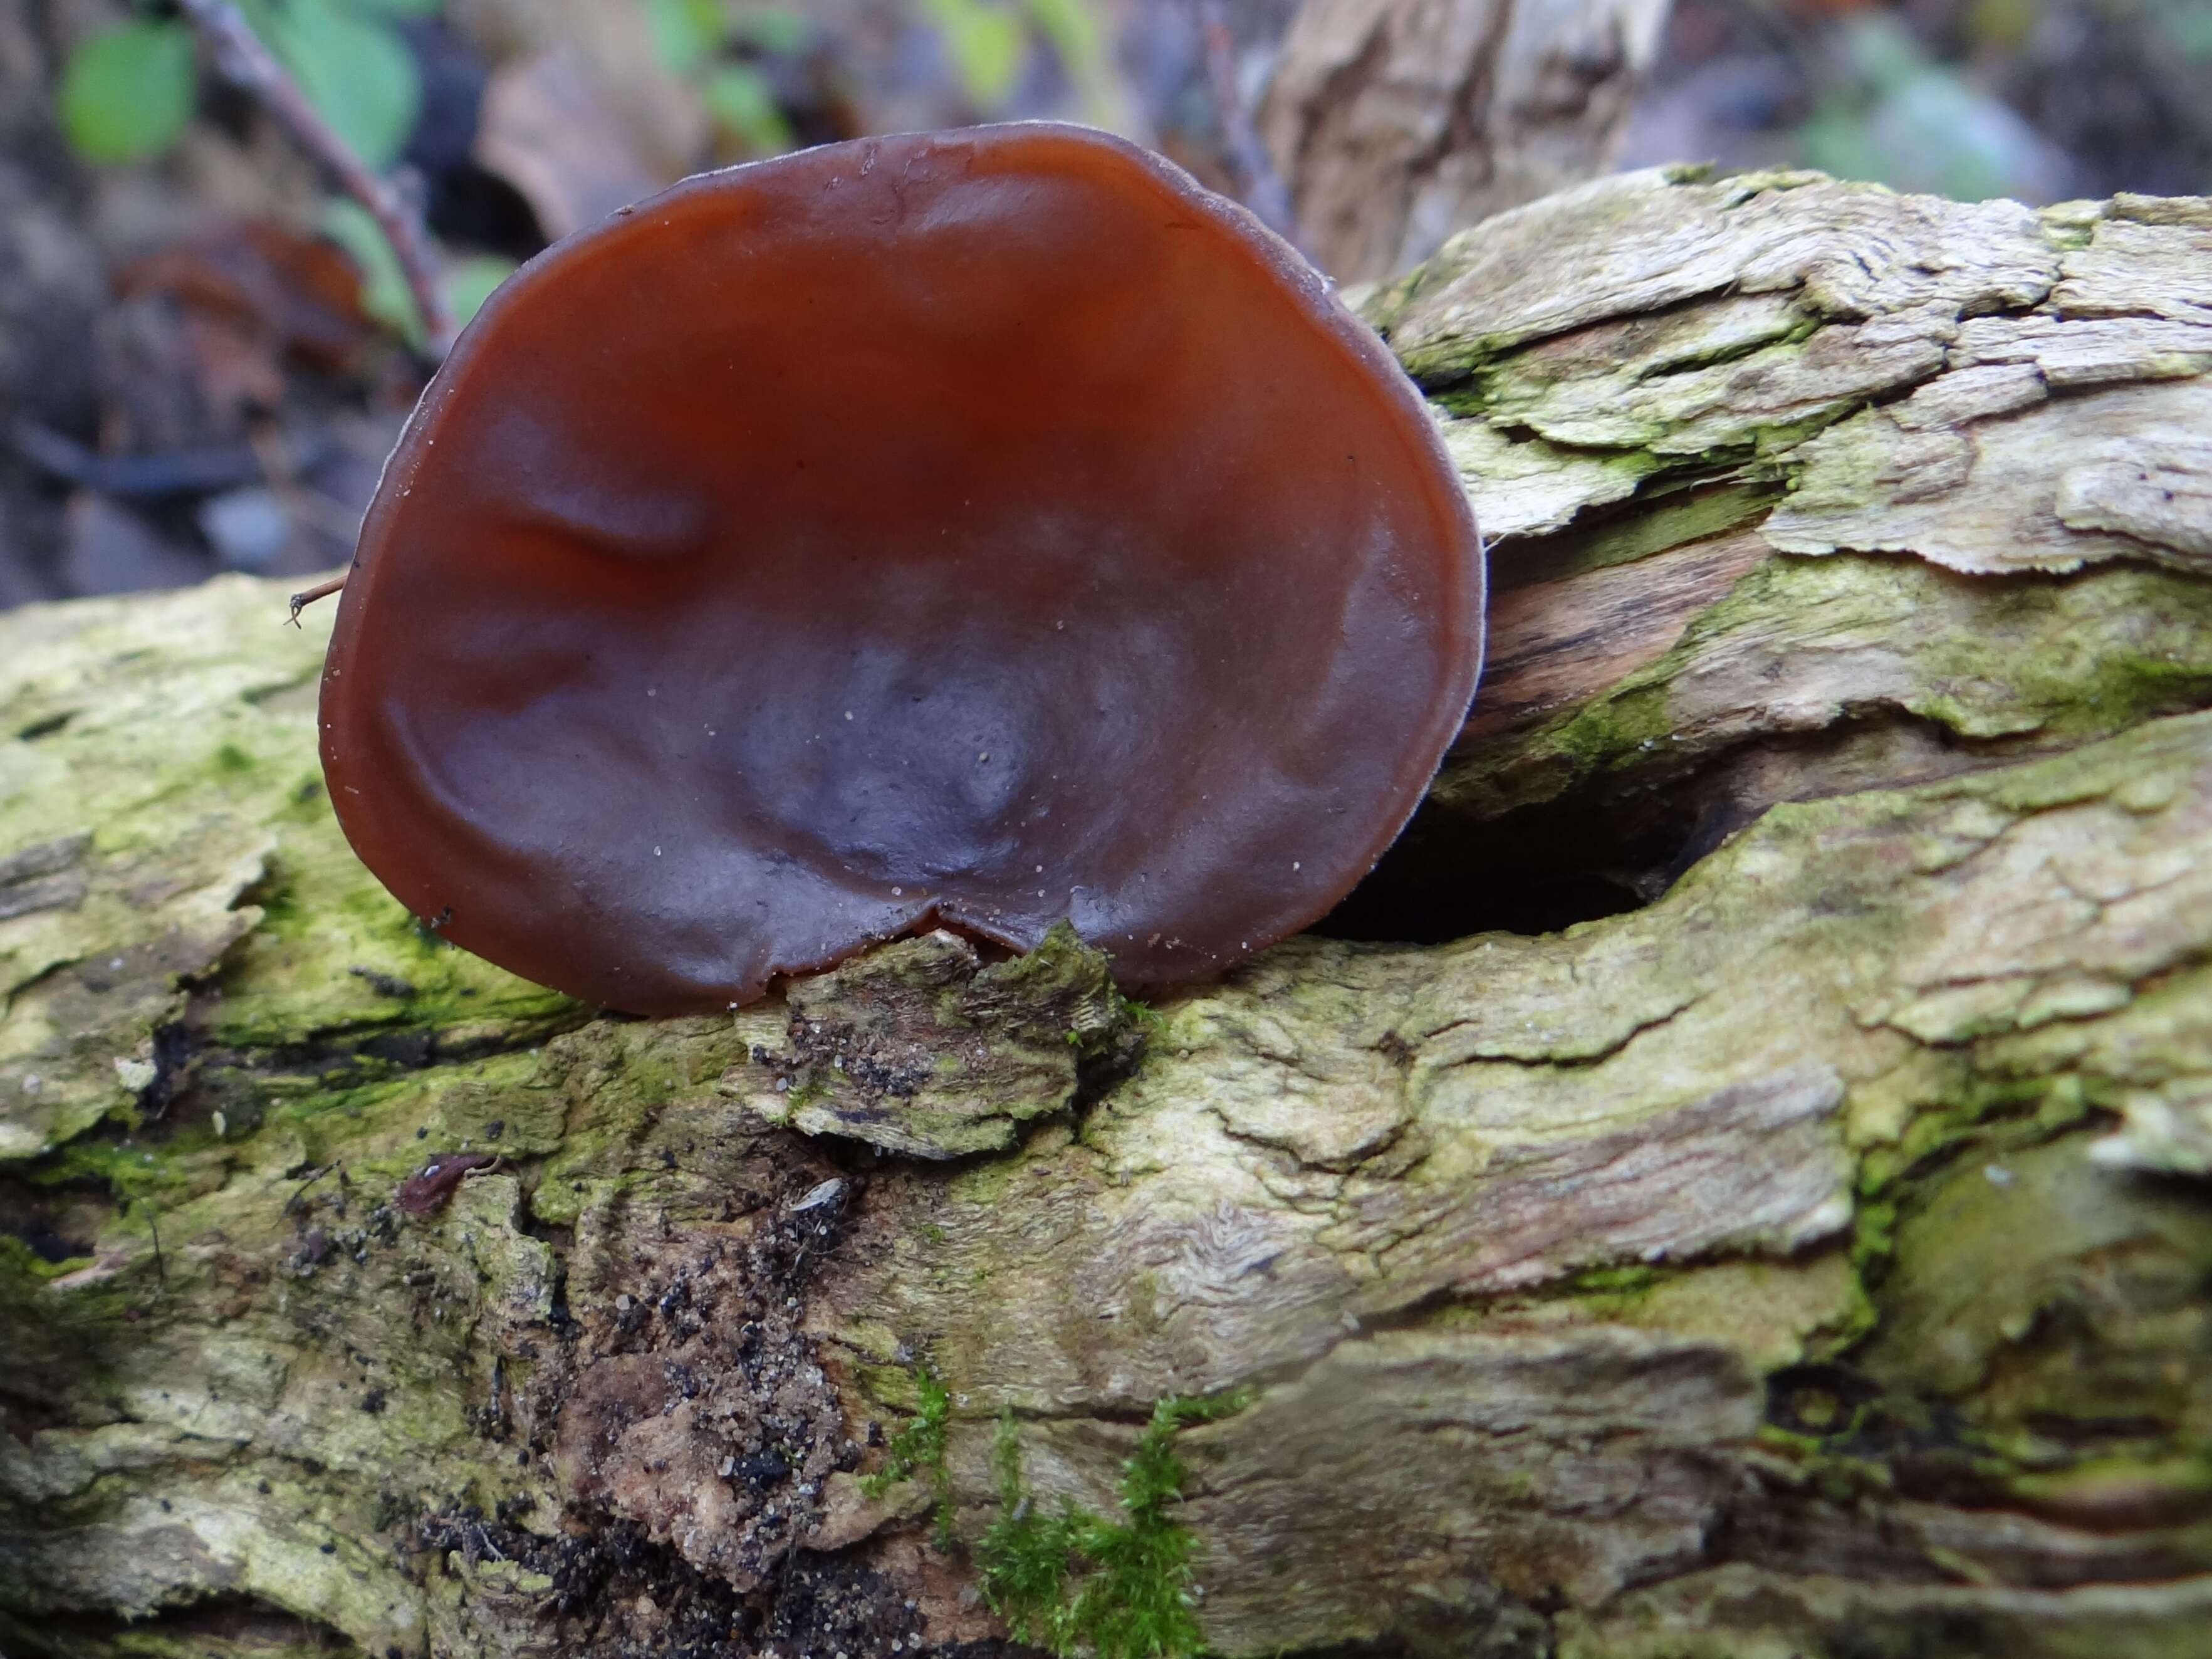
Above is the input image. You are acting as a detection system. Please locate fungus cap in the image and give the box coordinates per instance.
[320,123,1483,1015]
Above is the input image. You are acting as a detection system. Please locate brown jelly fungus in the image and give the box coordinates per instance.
[320,123,1483,1015]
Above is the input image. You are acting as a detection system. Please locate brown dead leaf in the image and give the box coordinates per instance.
[118,220,377,374]
[476,47,693,241]
[454,0,708,239]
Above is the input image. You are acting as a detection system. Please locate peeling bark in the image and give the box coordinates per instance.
[4,170,2211,1659]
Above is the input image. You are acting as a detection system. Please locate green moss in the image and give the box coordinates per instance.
[1117,995,1169,1037]
[1750,1422,1898,1507]
[209,845,582,1052]
[978,1389,1252,1659]
[1553,1262,1671,1321]
[0,1232,90,1288]
[1511,481,1782,586]
[1442,548,2212,829]
[1567,1264,1665,1297]
[2003,1453,2212,1514]
[1910,563,2212,743]
[864,1363,954,1546]
[29,1134,211,1208]
[1398,332,1526,389]
[1855,1065,2097,1201]
[1849,1196,1897,1282]
[1547,683,1677,777]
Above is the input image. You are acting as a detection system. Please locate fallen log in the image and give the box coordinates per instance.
[4,167,2210,1658]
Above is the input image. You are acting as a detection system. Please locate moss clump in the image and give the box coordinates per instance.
[863,1364,954,1545]
[1117,994,1169,1039]
[978,1390,1250,1659]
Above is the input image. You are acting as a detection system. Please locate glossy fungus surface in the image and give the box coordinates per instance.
[321,123,1483,1015]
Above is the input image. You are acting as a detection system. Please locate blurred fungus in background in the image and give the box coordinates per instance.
[3,0,2208,610]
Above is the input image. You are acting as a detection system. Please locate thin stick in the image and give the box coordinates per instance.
[288,573,348,626]
[174,0,454,354]
[284,1160,340,1216]
[146,1203,167,1293]
[1194,0,1303,255]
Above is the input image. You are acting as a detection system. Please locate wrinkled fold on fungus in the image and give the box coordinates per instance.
[320,123,1483,1015]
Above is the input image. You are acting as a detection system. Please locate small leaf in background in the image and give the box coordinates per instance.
[1023,0,1120,127]
[703,62,795,154]
[320,196,424,347]
[261,1,423,172]
[348,0,447,15]
[728,6,813,56]
[645,0,731,76]
[923,0,1028,113]
[58,21,198,166]
[442,254,517,332]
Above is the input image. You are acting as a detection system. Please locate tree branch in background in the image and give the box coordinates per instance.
[1194,0,1303,254]
[172,0,454,355]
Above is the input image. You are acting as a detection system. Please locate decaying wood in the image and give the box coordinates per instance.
[1258,0,1672,280]
[4,169,2211,1659]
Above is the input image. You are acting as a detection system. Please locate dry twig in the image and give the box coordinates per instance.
[287,572,348,625]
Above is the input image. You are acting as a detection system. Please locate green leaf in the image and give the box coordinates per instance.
[346,0,446,16]
[319,196,424,347]
[442,255,516,332]
[263,2,422,171]
[58,21,197,166]
[701,63,793,153]
[923,0,1028,113]
[644,0,729,75]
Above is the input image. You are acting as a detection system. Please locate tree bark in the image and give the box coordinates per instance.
[4,168,2211,1659]
[1258,0,1674,281]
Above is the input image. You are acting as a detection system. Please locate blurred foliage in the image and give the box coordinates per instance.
[1025,0,1120,125]
[1798,16,2045,201]
[319,196,513,348]
[639,0,1118,153]
[60,1,437,172]
[60,1,451,352]
[926,0,1032,110]
[922,0,1119,120]
[441,253,520,329]
[63,0,1130,184]
[246,0,426,170]
[51,0,1127,356]
[58,16,197,165]
[1641,0,2212,204]
[645,0,804,153]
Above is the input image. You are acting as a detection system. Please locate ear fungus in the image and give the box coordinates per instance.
[320,123,1483,1015]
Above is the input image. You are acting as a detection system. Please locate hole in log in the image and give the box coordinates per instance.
[1313,798,1712,944]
